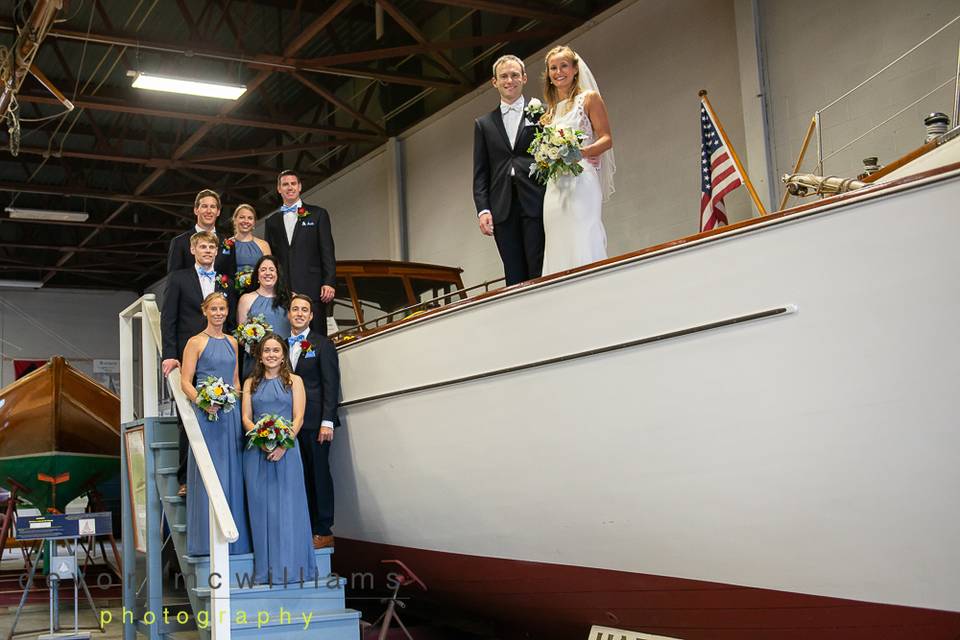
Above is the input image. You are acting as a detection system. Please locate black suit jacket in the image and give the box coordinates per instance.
[167,228,234,275]
[292,330,340,430]
[161,268,237,361]
[264,204,336,304]
[473,102,545,224]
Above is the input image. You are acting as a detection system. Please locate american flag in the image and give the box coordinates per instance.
[700,100,743,232]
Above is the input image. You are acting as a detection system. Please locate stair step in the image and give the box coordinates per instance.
[161,495,185,505]
[172,523,187,533]
[183,548,333,587]
[150,441,179,450]
[228,608,359,639]
[157,466,179,475]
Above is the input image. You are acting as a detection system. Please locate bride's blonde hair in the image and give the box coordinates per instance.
[540,45,581,126]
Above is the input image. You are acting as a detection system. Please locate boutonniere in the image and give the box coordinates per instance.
[300,339,316,358]
[296,206,309,220]
[221,237,235,255]
[217,274,230,290]
[524,98,545,125]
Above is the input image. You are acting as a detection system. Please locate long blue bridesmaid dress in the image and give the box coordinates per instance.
[243,376,317,585]
[186,336,251,556]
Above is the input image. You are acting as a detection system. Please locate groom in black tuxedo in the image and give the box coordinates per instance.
[473,54,546,286]
[265,169,336,332]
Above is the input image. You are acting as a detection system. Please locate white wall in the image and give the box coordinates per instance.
[762,0,959,181]
[0,288,138,387]
[305,0,957,288]
[311,149,392,261]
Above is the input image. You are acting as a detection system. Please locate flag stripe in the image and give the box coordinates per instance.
[699,100,744,232]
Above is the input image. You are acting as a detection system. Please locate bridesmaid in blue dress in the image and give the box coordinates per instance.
[179,292,251,556]
[237,255,292,379]
[241,334,317,585]
[229,204,270,294]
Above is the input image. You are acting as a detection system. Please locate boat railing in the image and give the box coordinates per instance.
[119,294,235,640]
[331,276,506,343]
[781,13,960,209]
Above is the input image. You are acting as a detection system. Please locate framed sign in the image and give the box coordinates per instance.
[124,427,148,553]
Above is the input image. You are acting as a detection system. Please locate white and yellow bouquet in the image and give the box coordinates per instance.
[234,266,254,292]
[246,414,296,453]
[527,125,586,185]
[233,314,273,355]
[195,376,238,421]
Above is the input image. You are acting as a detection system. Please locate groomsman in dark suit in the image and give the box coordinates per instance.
[167,189,234,276]
[161,231,235,493]
[287,293,340,549]
[473,54,546,286]
[265,170,336,332]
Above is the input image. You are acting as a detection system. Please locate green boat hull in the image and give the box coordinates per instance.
[0,452,120,513]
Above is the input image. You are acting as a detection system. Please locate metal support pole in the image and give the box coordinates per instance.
[814,110,823,175]
[953,36,959,126]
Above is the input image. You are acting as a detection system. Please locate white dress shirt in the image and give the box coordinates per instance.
[196,263,215,298]
[289,331,307,370]
[282,199,302,245]
[289,330,334,429]
[501,96,525,150]
[195,224,217,236]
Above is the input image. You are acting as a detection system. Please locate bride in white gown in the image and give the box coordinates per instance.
[539,46,615,276]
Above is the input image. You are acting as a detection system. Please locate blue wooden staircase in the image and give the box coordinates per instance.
[121,416,360,639]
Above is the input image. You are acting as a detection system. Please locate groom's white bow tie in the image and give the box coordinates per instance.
[501,103,521,114]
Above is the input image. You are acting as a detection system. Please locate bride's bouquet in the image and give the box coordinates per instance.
[246,414,296,453]
[195,376,239,421]
[528,125,586,185]
[233,314,273,355]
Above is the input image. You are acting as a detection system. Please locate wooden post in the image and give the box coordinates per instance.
[699,90,767,217]
[779,116,818,210]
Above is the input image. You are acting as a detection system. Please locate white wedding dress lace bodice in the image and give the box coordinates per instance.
[541,92,607,276]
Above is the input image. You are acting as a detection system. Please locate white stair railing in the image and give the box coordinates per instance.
[120,293,237,640]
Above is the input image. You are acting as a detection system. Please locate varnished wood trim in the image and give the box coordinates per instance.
[338,161,960,351]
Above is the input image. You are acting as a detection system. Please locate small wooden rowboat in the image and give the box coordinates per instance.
[0,356,120,513]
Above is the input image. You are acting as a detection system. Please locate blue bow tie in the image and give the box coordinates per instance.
[288,334,305,346]
[281,203,300,214]
[198,269,215,280]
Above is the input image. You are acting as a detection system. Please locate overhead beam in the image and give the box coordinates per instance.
[186,141,354,163]
[424,0,583,25]
[376,0,473,86]
[0,242,166,256]
[0,19,468,89]
[14,146,326,178]
[0,264,149,275]
[0,181,193,208]
[302,27,565,65]
[16,93,385,141]
[2,217,182,234]
[289,72,386,135]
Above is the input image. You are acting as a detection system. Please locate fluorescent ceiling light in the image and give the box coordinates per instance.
[5,207,89,222]
[0,279,43,289]
[130,71,246,100]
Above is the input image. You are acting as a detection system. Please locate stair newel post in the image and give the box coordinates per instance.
[140,298,164,640]
[118,297,139,640]
[209,508,230,639]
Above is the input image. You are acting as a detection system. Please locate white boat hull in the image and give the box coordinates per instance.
[331,165,960,638]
